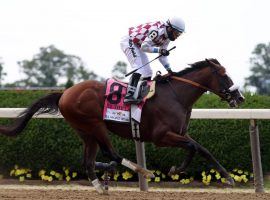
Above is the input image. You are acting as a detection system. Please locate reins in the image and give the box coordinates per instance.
[170,76,219,96]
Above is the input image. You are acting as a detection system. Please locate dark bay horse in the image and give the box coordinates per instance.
[0,59,244,194]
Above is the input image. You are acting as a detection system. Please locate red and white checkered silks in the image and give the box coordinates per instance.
[129,21,169,47]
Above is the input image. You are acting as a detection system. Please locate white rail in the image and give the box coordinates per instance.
[0,108,270,119]
[0,108,269,193]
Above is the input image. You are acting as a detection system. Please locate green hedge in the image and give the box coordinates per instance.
[0,91,269,177]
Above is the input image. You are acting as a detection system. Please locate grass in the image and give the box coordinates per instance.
[265,179,270,189]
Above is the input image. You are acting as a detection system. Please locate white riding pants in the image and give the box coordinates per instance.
[120,35,152,78]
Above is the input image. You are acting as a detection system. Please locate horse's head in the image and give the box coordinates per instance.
[205,59,245,107]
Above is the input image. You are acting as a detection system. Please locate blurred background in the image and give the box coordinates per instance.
[0,0,269,94]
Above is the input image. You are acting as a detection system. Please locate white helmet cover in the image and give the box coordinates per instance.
[167,17,185,33]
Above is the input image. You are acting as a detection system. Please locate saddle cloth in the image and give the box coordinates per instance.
[103,78,155,123]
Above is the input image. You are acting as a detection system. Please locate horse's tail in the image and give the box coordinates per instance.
[0,92,63,137]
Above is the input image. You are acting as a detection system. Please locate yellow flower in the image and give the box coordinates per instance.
[244,171,249,175]
[233,168,238,172]
[202,179,210,185]
[72,172,77,178]
[185,179,191,184]
[64,169,69,176]
[66,176,71,182]
[171,174,179,180]
[180,179,191,184]
[242,176,248,183]
[207,175,212,182]
[41,175,48,181]
[19,176,25,182]
[14,165,19,170]
[202,175,207,181]
[230,173,235,178]
[38,170,46,177]
[55,173,61,179]
[233,175,241,182]
[154,177,160,182]
[113,172,120,181]
[180,179,185,184]
[26,173,32,178]
[122,171,133,180]
[50,171,56,176]
[161,173,166,179]
[146,178,151,182]
[10,169,15,176]
[48,176,53,182]
[15,169,24,176]
[58,174,63,181]
[237,170,243,174]
[155,170,161,175]
[210,169,215,173]
[201,171,206,176]
[221,178,227,183]
[215,173,221,180]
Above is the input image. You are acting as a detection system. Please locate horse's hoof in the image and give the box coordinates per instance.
[168,166,176,176]
[226,177,235,187]
[102,190,109,195]
[143,170,155,179]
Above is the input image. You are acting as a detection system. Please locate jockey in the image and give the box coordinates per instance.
[120,17,185,104]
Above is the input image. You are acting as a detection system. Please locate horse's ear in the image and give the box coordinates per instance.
[206,59,220,68]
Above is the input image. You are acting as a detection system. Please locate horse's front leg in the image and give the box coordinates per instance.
[156,131,234,186]
[186,135,235,186]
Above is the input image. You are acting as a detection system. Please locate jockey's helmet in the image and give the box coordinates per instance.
[166,17,185,41]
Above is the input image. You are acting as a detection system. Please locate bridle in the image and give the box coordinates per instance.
[169,60,239,102]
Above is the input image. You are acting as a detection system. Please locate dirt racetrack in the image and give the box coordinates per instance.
[0,184,269,200]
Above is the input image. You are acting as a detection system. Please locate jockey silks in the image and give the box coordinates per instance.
[120,21,171,78]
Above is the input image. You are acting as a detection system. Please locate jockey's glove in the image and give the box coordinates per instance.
[167,69,173,75]
[159,49,170,56]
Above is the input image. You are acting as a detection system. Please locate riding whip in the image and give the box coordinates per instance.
[125,46,176,77]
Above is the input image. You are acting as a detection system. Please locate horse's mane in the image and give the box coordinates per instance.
[174,58,220,77]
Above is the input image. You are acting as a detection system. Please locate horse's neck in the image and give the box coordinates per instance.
[175,84,205,108]
[172,72,211,108]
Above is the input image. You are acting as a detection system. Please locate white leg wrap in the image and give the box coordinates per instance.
[92,179,104,194]
[121,158,137,171]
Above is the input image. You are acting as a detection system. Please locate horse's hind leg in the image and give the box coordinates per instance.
[81,134,106,194]
[92,123,154,179]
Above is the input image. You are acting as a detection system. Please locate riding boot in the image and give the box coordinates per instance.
[124,72,141,104]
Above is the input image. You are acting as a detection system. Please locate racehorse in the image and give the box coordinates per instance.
[0,59,244,194]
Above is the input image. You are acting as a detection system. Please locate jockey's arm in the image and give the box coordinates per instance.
[140,38,160,53]
[140,29,163,53]
[140,32,172,72]
[158,42,172,72]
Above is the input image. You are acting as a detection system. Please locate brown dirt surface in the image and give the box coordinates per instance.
[0,180,269,200]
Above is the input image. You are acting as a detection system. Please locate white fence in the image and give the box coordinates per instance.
[0,108,269,193]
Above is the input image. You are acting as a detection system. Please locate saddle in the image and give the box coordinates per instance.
[107,79,155,103]
[103,78,155,140]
